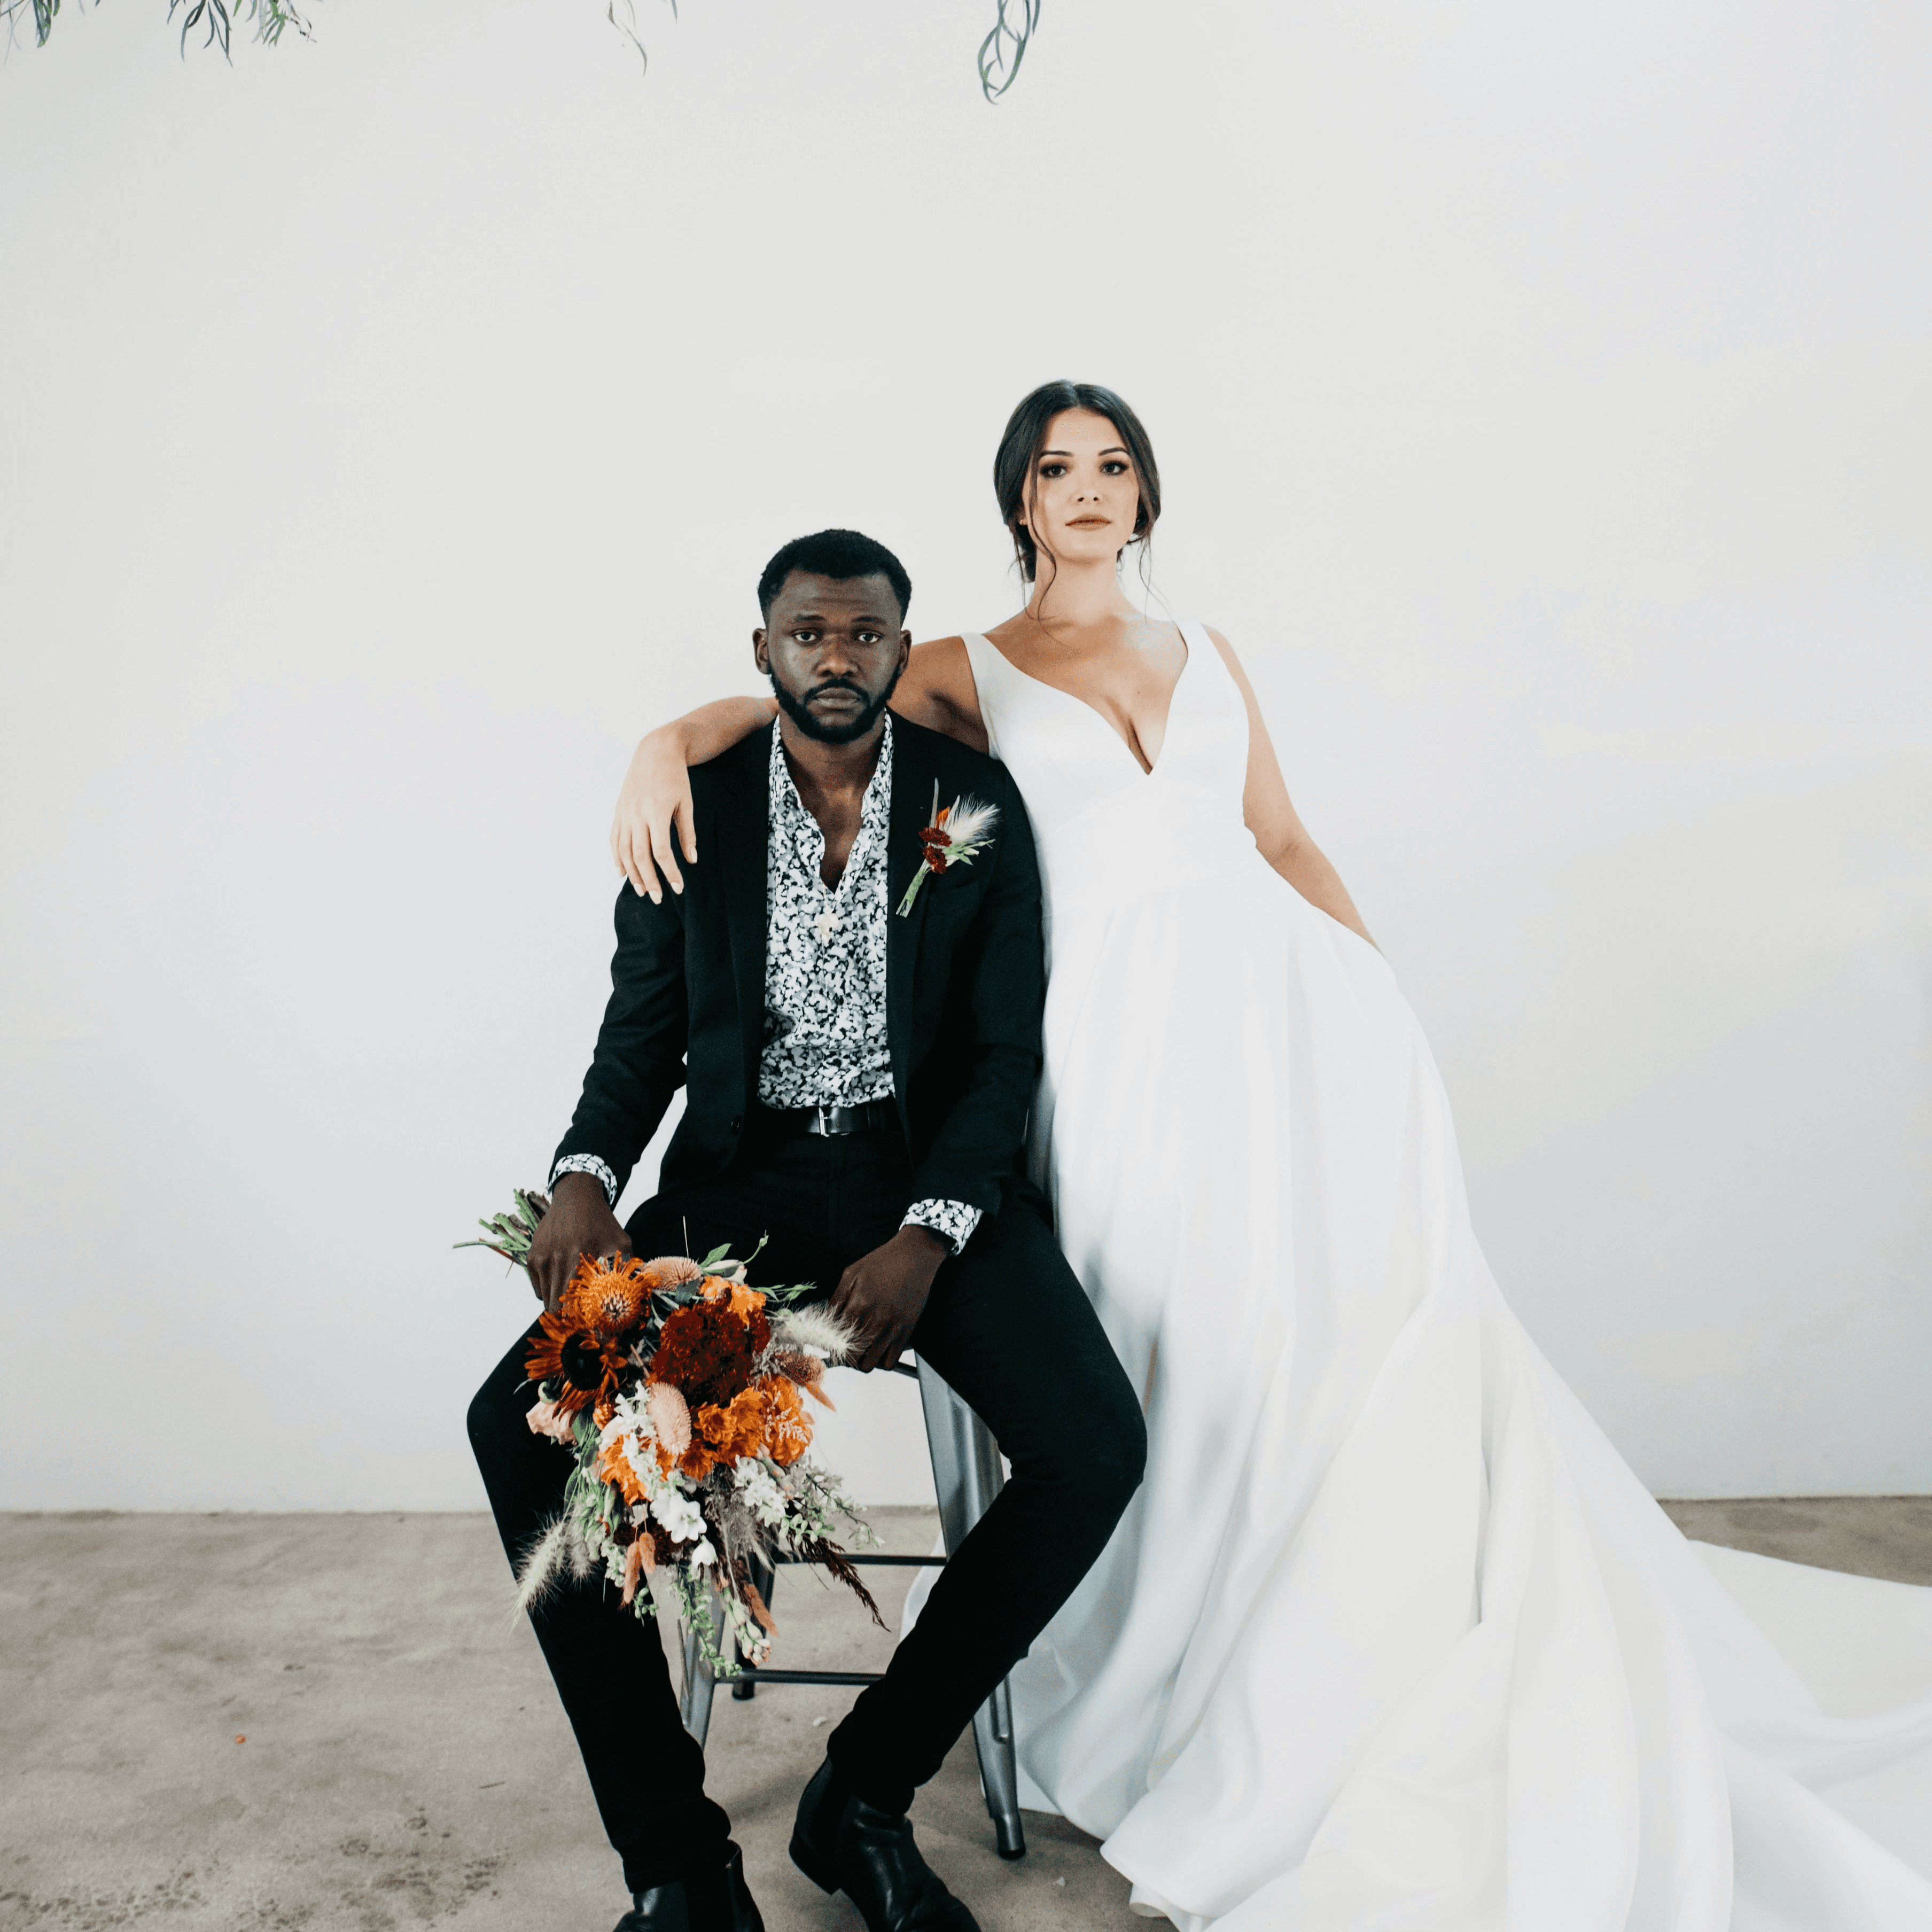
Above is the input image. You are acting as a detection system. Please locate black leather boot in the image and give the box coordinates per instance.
[789,1758,977,1932]
[613,1841,764,1932]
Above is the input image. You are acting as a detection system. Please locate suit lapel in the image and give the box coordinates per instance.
[715,728,774,1107]
[886,726,933,1110]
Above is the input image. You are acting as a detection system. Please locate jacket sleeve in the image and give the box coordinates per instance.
[550,881,690,1204]
[906,766,1047,1217]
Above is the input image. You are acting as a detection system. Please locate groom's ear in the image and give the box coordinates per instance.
[753,628,770,672]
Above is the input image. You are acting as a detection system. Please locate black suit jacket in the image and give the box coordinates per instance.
[552,718,1046,1218]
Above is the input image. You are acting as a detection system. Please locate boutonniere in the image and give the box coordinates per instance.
[895,781,1000,916]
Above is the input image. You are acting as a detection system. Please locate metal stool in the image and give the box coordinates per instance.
[677,1356,1025,1860]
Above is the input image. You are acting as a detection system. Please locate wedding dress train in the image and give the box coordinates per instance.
[941,625,1932,1929]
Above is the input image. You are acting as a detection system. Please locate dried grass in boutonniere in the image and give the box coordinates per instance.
[896,781,1000,916]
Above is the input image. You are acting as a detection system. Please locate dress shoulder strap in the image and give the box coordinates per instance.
[1178,619,1217,672]
[1177,620,1241,703]
[958,633,1006,760]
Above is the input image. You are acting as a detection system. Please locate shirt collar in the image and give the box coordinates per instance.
[768,713,894,863]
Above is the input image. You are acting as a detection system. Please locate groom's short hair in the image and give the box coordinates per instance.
[758,529,912,625]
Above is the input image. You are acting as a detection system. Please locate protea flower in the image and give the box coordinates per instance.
[562,1255,650,1342]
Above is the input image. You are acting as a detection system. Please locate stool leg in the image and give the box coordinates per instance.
[680,1590,719,1744]
[915,1359,1026,1861]
[973,1676,1026,1859]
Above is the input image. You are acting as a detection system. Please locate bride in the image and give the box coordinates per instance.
[611,381,1932,1929]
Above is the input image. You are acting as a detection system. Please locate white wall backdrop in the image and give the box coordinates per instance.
[3,0,1927,1508]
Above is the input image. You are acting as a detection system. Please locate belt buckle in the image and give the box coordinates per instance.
[812,1104,835,1138]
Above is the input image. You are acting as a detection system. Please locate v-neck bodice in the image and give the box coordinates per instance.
[962,623,1256,918]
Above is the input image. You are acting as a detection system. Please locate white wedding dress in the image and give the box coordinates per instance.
[945,626,1932,1930]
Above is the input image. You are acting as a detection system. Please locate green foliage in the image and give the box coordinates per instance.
[6,0,1040,96]
[5,0,309,53]
[453,1187,551,1275]
[167,0,311,55]
[978,0,1040,101]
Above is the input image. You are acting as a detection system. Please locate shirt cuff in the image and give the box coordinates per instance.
[902,1198,981,1255]
[550,1153,618,1208]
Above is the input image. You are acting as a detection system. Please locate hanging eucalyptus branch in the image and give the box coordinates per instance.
[977,0,1039,102]
[4,0,1040,94]
[4,0,309,53]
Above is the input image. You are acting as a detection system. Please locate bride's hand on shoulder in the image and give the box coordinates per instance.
[610,695,778,903]
[612,730,698,903]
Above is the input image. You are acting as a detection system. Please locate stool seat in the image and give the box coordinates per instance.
[676,1355,1025,1860]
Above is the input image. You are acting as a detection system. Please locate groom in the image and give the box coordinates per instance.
[468,528,1146,1932]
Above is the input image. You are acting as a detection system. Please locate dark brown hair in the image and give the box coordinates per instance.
[993,380,1162,585]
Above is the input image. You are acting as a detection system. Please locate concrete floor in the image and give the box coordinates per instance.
[3,1499,1928,1932]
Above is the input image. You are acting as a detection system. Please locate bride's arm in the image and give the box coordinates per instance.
[1205,628,1376,948]
[610,640,988,901]
[891,637,988,751]
[611,696,776,901]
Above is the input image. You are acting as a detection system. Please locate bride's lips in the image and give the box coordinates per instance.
[1066,516,1110,528]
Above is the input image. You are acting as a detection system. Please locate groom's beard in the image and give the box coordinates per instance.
[769,668,901,744]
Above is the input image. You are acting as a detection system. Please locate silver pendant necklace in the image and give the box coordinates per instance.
[812,882,840,945]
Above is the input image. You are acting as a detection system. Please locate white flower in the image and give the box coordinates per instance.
[621,1434,663,1498]
[650,1492,705,1542]
[734,1458,789,1528]
[616,1385,658,1435]
[689,1538,717,1568]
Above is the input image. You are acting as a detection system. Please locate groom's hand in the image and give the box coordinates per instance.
[527,1172,633,1315]
[831,1225,947,1372]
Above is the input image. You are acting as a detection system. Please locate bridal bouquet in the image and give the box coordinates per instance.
[461,1191,881,1673]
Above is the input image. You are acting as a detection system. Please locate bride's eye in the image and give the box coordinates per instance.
[1039,462,1068,478]
[1102,460,1130,475]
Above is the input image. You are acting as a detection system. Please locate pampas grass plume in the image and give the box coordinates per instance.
[770,1303,863,1365]
[513,1517,571,1623]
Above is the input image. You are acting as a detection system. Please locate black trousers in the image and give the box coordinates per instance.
[468,1125,1146,1894]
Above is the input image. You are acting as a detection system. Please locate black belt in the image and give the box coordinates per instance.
[759,1099,897,1139]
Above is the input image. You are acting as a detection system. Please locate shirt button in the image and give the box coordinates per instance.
[728,1116,744,1134]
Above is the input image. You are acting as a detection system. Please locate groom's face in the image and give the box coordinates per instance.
[754,571,912,745]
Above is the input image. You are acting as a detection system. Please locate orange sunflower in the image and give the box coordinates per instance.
[524,1308,624,1416]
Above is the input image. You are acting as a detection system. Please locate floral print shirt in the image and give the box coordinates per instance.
[551,718,979,1256]
[760,714,895,1109]
[761,719,978,1255]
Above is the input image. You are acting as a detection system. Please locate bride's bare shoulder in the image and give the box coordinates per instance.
[891,636,988,751]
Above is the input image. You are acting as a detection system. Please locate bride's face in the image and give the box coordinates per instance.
[1022,408,1143,572]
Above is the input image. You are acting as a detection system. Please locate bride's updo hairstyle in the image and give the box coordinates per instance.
[994,380,1162,584]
